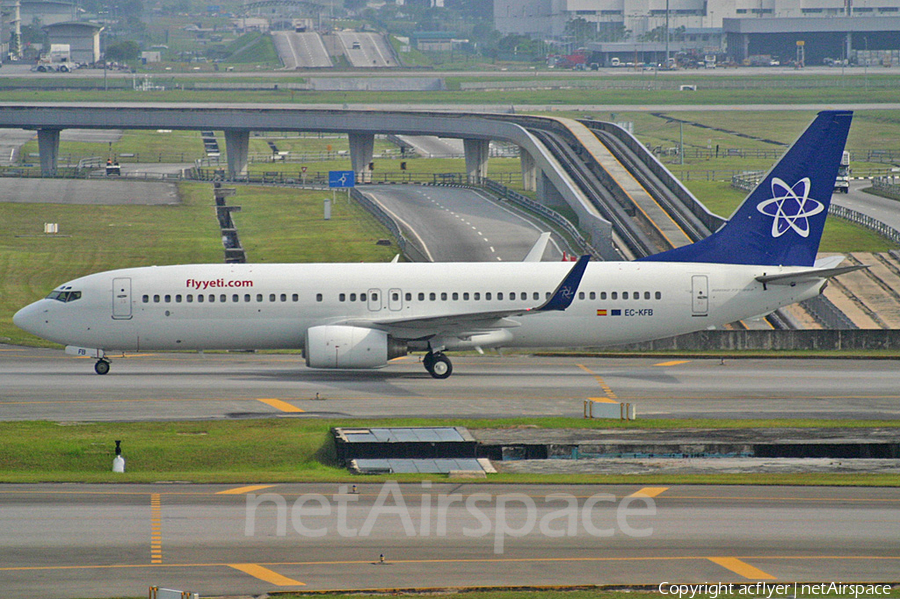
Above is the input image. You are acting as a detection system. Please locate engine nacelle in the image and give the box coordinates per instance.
[304,325,407,369]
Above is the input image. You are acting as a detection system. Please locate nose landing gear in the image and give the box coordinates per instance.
[423,351,452,379]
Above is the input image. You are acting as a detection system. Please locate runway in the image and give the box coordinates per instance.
[2,345,899,421]
[1,483,897,599]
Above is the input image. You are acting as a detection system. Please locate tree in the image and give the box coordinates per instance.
[104,40,141,62]
[565,17,596,47]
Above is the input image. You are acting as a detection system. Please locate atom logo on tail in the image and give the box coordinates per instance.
[756,177,825,238]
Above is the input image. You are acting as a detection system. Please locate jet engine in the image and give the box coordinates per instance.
[304,325,407,369]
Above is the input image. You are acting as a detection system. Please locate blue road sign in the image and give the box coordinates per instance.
[329,170,355,188]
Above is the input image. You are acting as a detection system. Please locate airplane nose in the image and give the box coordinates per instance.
[13,302,44,335]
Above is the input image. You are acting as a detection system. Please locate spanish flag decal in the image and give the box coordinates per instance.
[597,309,607,316]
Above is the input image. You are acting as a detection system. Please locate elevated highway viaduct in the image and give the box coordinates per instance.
[0,103,721,262]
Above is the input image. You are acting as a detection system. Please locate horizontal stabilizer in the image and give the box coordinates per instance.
[756,264,867,286]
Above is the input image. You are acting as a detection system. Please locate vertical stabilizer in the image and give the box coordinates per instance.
[641,110,852,266]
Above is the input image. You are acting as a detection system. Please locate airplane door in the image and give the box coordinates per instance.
[388,288,402,311]
[692,275,708,316]
[367,288,382,312]
[112,277,133,320]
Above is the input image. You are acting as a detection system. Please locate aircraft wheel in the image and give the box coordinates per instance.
[423,351,436,372]
[94,359,110,375]
[429,354,452,379]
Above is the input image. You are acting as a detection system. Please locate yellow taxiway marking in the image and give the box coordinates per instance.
[709,557,777,580]
[629,487,669,498]
[150,494,162,565]
[216,485,275,495]
[228,563,305,586]
[257,398,304,413]
[655,360,690,367]
[576,364,618,399]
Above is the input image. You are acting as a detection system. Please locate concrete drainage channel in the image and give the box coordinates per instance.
[333,427,900,476]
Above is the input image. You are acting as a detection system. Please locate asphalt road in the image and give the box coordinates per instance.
[2,347,899,421]
[271,31,333,69]
[337,32,397,68]
[834,180,900,231]
[360,184,568,262]
[1,483,897,599]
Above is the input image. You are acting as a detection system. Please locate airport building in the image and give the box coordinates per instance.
[495,0,900,65]
[42,21,101,64]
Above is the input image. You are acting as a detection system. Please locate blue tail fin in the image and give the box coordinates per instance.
[640,110,852,267]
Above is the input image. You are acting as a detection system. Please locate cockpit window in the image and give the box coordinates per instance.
[46,290,82,303]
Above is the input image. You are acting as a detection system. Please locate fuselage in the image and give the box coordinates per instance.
[13,260,824,353]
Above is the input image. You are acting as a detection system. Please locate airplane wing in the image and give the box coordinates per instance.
[340,255,590,340]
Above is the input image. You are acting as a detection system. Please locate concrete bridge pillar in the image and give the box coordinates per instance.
[464,138,489,184]
[224,129,250,179]
[37,128,61,177]
[349,133,375,183]
[536,171,567,208]
[520,149,537,191]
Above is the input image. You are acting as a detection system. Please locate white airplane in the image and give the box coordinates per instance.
[14,111,858,379]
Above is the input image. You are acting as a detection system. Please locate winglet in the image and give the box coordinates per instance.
[523,232,551,262]
[533,255,590,312]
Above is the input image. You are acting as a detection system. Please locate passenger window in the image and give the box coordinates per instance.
[498,292,503,300]
[256,294,263,302]
[611,292,618,300]
[404,293,411,301]
[220,294,226,303]
[269,294,276,302]
[486,292,492,300]
[176,295,182,303]
[520,292,527,300]
[578,292,585,300]
[164,295,171,303]
[590,292,596,300]
[142,295,149,303]
[244,294,251,302]
[623,292,629,300]
[293,294,299,302]
[441,292,447,301]
[393,292,399,301]
[418,293,425,301]
[350,293,356,302]
[656,291,662,300]
[369,293,375,301]
[644,291,650,300]
[187,295,193,303]
[429,292,436,301]
[634,291,639,300]
[280,294,287,302]
[463,292,469,300]
[533,292,539,300]
[452,292,458,301]
[316,293,323,302]
[232,294,239,303]
[361,293,367,302]
[198,295,204,303]
[208,295,215,303]
[474,292,480,300]
[601,292,607,300]
[339,293,345,302]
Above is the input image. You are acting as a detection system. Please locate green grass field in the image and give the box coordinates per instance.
[1,418,897,485]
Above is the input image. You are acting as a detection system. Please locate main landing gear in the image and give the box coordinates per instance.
[94,359,111,375]
[423,351,452,379]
